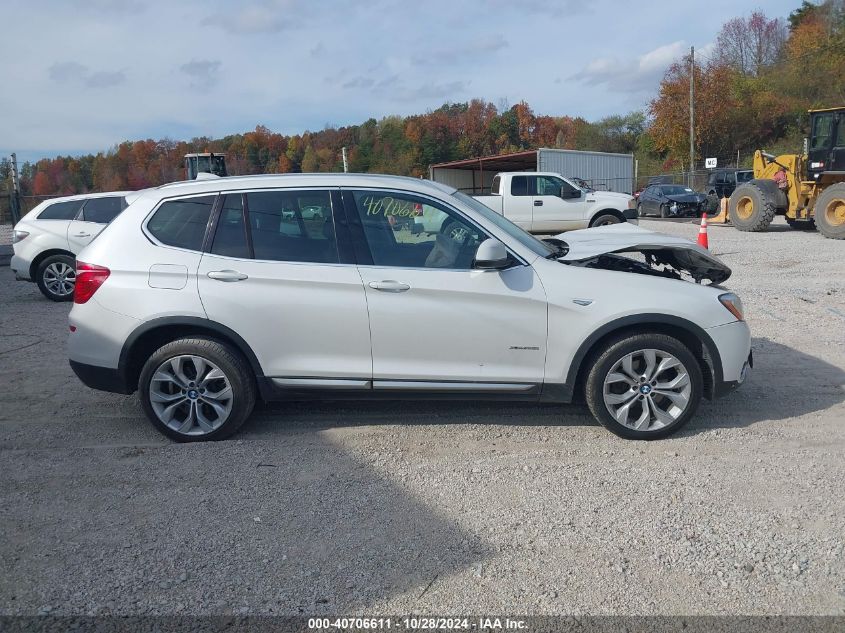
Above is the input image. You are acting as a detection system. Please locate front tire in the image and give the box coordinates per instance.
[814,183,845,240]
[138,337,256,442]
[36,254,76,302]
[584,333,703,440]
[729,183,776,232]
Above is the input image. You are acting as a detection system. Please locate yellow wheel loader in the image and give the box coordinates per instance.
[726,107,845,239]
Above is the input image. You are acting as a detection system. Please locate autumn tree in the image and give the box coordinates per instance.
[716,11,788,76]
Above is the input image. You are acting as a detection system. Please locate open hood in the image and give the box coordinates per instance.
[550,223,731,284]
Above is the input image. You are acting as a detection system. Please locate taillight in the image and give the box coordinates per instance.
[74,262,110,304]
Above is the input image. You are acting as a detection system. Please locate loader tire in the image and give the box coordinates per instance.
[814,183,845,240]
[729,183,777,232]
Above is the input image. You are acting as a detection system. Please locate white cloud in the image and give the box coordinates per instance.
[201,1,298,34]
[572,41,690,93]
[179,60,222,89]
[47,61,125,88]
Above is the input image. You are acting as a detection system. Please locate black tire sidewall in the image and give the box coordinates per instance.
[36,254,76,302]
[591,213,621,227]
[814,184,845,239]
[584,333,703,440]
[730,183,775,232]
[138,337,256,442]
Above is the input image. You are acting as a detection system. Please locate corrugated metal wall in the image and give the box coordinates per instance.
[429,167,501,194]
[538,149,633,194]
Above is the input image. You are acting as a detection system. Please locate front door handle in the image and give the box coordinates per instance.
[207,270,249,282]
[73,232,91,238]
[368,280,410,293]
[534,200,543,206]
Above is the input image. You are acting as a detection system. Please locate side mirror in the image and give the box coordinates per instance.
[473,238,511,270]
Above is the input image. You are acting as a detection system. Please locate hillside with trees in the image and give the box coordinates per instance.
[3,0,843,202]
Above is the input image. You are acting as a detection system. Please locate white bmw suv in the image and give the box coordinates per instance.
[11,191,130,300]
[68,174,751,441]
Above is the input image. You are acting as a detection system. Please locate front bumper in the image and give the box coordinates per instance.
[705,320,752,398]
[623,208,639,225]
[10,254,32,281]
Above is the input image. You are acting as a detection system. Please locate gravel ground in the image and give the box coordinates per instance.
[1,216,844,617]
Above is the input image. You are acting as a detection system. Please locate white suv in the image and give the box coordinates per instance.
[11,191,129,300]
[68,174,751,441]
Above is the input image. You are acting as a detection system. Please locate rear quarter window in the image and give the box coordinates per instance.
[81,196,126,223]
[147,195,216,251]
[37,200,83,220]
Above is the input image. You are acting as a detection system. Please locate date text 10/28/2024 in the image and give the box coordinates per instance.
[308,618,528,630]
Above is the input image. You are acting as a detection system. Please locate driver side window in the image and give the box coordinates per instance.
[536,175,565,196]
[351,190,488,270]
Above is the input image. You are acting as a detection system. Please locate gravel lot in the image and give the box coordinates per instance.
[1,217,844,617]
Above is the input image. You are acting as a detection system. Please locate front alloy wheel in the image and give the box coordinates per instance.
[585,333,703,439]
[602,349,691,431]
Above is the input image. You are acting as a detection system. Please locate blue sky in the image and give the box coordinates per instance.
[1,0,801,163]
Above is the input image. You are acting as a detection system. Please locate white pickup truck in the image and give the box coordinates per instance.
[474,172,638,233]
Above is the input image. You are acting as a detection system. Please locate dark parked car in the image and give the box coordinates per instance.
[707,169,753,200]
[637,184,709,218]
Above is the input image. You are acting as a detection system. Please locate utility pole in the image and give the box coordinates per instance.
[341,147,349,173]
[633,158,638,194]
[10,153,22,224]
[689,46,695,189]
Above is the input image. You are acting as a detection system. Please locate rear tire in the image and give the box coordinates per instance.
[36,254,76,302]
[138,337,256,442]
[729,183,776,232]
[814,183,845,240]
[590,213,622,227]
[584,333,703,440]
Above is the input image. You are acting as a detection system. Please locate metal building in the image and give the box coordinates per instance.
[430,148,634,195]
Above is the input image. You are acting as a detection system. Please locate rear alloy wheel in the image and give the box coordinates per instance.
[139,338,256,442]
[36,254,76,302]
[590,213,622,227]
[814,183,845,240]
[729,182,776,232]
[584,333,703,440]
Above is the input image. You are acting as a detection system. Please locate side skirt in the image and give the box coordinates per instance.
[258,377,574,403]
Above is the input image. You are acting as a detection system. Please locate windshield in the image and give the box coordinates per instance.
[662,185,694,195]
[451,191,555,258]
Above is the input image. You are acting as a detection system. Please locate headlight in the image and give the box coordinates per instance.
[627,198,637,209]
[12,230,29,244]
[719,292,744,321]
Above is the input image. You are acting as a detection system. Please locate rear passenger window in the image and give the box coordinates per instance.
[246,191,338,263]
[38,200,83,220]
[148,195,216,251]
[211,194,250,259]
[81,196,125,223]
[511,176,529,196]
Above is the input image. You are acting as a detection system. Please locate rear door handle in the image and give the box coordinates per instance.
[534,200,543,206]
[73,232,91,238]
[207,270,249,282]
[368,280,410,293]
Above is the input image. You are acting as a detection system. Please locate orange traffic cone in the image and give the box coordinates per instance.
[697,214,709,249]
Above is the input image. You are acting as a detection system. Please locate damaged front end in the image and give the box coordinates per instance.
[546,224,731,285]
